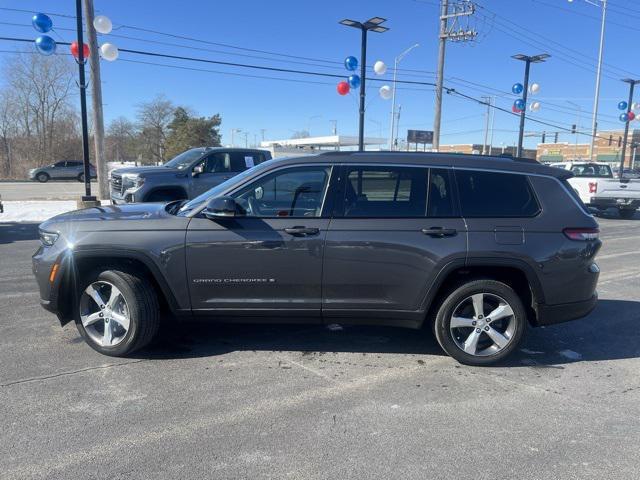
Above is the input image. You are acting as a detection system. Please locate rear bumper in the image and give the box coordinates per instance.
[590,198,640,209]
[535,293,598,326]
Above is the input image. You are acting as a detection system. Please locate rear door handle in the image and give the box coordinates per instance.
[421,227,457,237]
[284,226,320,236]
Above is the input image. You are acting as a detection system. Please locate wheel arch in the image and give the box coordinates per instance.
[421,257,544,328]
[56,248,186,323]
[142,186,188,203]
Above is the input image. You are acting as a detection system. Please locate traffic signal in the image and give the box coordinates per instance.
[571,124,576,134]
[618,136,622,147]
[541,132,546,143]
[609,135,613,146]
[554,132,559,143]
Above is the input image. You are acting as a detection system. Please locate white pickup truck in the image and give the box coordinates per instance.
[553,162,640,219]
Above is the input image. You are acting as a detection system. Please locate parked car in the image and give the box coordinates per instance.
[33,152,601,366]
[556,162,640,219]
[109,147,271,204]
[29,161,96,183]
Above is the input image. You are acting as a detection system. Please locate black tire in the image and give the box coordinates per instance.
[36,172,49,183]
[75,268,160,356]
[433,279,527,366]
[77,173,85,183]
[619,208,636,219]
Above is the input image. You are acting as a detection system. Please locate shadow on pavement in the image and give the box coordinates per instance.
[132,299,640,368]
[592,208,639,220]
[0,222,39,245]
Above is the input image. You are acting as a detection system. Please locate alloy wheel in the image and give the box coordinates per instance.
[79,281,131,347]
[449,292,516,357]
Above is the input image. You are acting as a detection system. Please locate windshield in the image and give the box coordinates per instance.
[177,159,277,216]
[163,148,206,170]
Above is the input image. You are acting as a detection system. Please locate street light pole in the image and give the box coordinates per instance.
[567,100,582,159]
[619,79,640,177]
[389,43,419,151]
[339,17,389,152]
[75,0,96,205]
[512,53,550,158]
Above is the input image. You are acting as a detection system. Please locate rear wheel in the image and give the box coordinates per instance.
[433,280,526,366]
[75,268,160,356]
[36,172,49,183]
[619,208,636,219]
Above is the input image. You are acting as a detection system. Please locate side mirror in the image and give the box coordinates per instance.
[203,196,239,219]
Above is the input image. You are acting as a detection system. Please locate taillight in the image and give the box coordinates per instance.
[563,228,599,241]
[588,182,598,194]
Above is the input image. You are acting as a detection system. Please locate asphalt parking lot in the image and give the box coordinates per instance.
[1,211,639,480]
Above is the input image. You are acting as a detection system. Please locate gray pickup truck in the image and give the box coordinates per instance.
[110,147,271,204]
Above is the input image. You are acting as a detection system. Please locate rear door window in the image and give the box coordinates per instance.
[455,170,540,217]
[342,166,428,217]
[427,169,455,217]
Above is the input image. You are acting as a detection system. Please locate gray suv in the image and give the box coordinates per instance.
[33,152,601,365]
[110,147,271,204]
[29,161,96,183]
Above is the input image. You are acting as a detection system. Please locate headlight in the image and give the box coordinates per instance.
[39,230,59,247]
[122,174,145,189]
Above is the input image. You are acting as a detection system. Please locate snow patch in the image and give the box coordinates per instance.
[0,201,78,223]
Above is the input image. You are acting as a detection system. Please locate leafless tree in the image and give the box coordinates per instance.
[106,116,138,164]
[0,89,18,177]
[136,94,174,164]
[4,53,75,166]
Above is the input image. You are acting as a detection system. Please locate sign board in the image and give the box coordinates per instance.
[407,129,434,144]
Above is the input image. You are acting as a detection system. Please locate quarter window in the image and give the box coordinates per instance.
[456,170,540,217]
[233,166,331,218]
[343,166,428,217]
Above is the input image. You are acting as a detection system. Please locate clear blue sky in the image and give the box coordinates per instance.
[1,0,638,149]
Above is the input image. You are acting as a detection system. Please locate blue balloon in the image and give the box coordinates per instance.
[344,56,358,71]
[35,35,56,56]
[32,13,53,33]
[348,74,361,89]
[514,98,526,111]
[620,113,629,122]
[512,83,524,95]
[618,101,628,111]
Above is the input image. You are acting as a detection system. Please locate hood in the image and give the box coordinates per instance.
[111,165,179,176]
[41,202,171,228]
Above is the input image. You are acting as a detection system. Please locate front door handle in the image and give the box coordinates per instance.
[421,227,457,238]
[284,226,320,236]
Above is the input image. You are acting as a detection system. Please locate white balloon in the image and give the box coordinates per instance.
[93,15,113,34]
[100,43,119,61]
[373,60,387,75]
[529,83,540,94]
[379,85,392,100]
[632,102,640,111]
[529,101,541,112]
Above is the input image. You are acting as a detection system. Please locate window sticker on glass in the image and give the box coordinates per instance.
[244,156,255,168]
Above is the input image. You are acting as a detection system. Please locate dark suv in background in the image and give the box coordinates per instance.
[110,147,271,204]
[33,152,601,365]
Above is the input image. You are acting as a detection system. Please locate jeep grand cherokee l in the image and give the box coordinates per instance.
[33,152,601,366]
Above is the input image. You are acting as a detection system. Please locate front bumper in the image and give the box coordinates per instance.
[32,245,74,325]
[535,293,598,326]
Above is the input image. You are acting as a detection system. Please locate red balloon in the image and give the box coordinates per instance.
[337,81,350,96]
[70,41,90,59]
[628,111,636,121]
[512,105,522,114]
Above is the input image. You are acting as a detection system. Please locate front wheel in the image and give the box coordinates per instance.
[619,208,636,219]
[36,172,49,183]
[75,268,160,356]
[433,280,527,366]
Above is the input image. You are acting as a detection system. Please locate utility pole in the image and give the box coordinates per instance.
[619,78,640,177]
[512,53,550,158]
[75,0,97,207]
[567,100,582,159]
[488,95,496,154]
[395,105,402,150]
[260,129,266,142]
[481,96,491,155]
[433,0,477,151]
[329,120,338,136]
[231,128,241,147]
[83,0,108,200]
[586,0,607,161]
